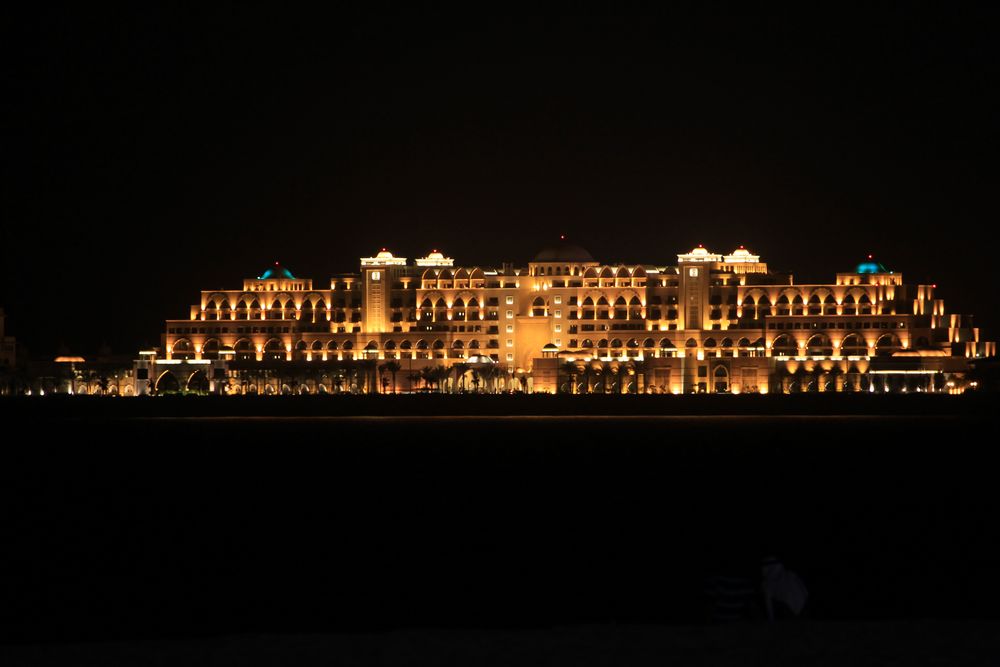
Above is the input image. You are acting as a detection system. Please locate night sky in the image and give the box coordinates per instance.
[3,6,998,355]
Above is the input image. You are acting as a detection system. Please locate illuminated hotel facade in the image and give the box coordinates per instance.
[139,241,994,395]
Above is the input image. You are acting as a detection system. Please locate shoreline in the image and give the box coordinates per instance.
[5,392,994,420]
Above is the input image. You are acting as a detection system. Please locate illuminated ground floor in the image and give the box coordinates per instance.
[134,354,976,396]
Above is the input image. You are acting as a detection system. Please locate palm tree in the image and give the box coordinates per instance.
[433,365,450,393]
[333,365,348,393]
[407,371,423,392]
[479,364,501,393]
[419,365,435,392]
[381,360,402,394]
[341,359,359,393]
[93,370,110,395]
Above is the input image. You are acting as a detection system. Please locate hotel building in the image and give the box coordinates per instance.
[140,241,994,395]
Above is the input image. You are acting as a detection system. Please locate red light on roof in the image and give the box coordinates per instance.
[868,254,873,259]
[560,234,565,240]
[932,284,937,288]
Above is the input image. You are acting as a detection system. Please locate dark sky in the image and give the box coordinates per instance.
[2,5,998,355]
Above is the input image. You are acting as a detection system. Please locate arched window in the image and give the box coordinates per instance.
[201,339,220,359]
[824,294,837,314]
[806,333,833,356]
[841,333,866,355]
[875,333,902,357]
[771,334,797,356]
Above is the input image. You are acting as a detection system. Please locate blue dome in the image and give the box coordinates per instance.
[856,260,888,274]
[259,262,295,280]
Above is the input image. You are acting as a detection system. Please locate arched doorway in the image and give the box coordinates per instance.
[155,371,179,393]
[713,366,729,393]
[187,370,209,393]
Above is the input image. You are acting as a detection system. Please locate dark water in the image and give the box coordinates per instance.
[3,415,998,643]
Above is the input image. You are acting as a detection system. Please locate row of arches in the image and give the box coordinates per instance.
[420,267,486,281]
[171,336,495,360]
[419,297,483,308]
[740,289,878,315]
[769,332,902,356]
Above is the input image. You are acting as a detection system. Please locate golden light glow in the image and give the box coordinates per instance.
[146,243,992,396]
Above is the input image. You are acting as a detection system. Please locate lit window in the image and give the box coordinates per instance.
[554,296,562,304]
[505,296,514,305]
[506,353,514,361]
[506,339,513,347]
[555,324,562,333]
[555,339,561,346]
[689,268,699,277]
[554,310,561,318]
[371,271,380,281]
[506,310,513,319]
[506,324,514,333]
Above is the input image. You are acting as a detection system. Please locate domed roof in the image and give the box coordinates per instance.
[856,255,889,274]
[375,248,395,259]
[466,354,496,365]
[533,237,594,263]
[426,249,445,260]
[259,262,295,280]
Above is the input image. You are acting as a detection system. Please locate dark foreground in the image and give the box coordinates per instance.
[6,620,1000,666]
[4,391,995,418]
[2,395,999,661]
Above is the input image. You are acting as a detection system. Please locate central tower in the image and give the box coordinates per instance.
[360,248,407,334]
